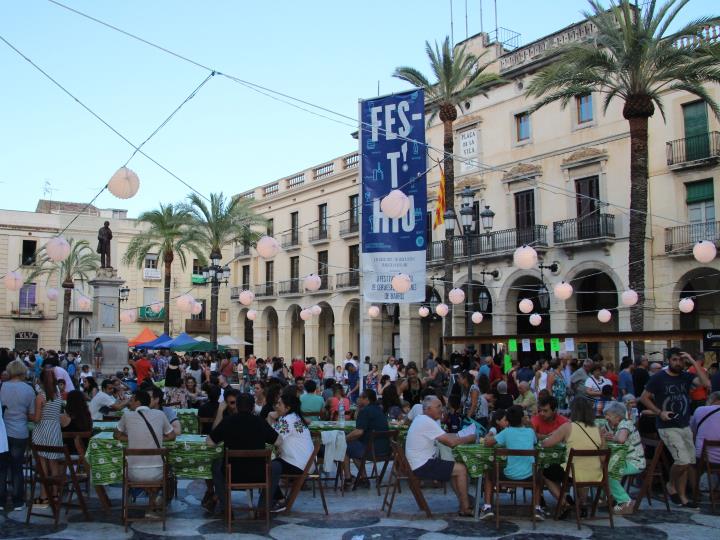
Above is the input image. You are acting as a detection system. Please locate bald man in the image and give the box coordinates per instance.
[514,381,537,415]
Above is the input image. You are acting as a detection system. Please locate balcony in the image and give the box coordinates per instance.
[279,278,302,296]
[665,221,720,256]
[339,218,359,238]
[254,282,275,297]
[230,287,240,300]
[426,225,548,265]
[336,271,359,290]
[308,225,330,244]
[138,306,165,322]
[10,303,45,319]
[234,244,252,259]
[553,214,615,250]
[185,318,211,334]
[667,132,720,169]
[344,153,359,169]
[281,231,301,250]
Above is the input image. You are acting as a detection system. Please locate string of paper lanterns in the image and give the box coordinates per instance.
[176,293,196,313]
[693,240,717,264]
[45,236,71,262]
[418,306,430,318]
[120,309,138,324]
[46,287,60,302]
[304,273,322,292]
[76,294,92,311]
[246,309,257,321]
[448,288,465,305]
[380,189,411,219]
[150,302,164,314]
[679,297,695,313]
[518,298,534,314]
[108,167,140,199]
[597,309,612,323]
[256,236,280,259]
[529,313,542,326]
[238,290,255,306]
[391,273,412,294]
[553,281,573,301]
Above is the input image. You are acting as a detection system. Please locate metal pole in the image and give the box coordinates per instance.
[467,233,473,337]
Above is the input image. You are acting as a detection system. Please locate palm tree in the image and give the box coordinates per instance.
[26,239,100,351]
[394,36,502,356]
[524,0,720,341]
[123,203,206,335]
[184,192,264,349]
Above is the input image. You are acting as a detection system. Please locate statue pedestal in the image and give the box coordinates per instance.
[86,267,128,375]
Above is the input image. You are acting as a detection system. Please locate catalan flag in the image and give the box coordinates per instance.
[433,165,446,229]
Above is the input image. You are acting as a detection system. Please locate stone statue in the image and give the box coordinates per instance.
[97,221,113,268]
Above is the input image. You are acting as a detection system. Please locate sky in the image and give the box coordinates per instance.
[1,0,716,217]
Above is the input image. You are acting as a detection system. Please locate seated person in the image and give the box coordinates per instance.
[531,395,568,438]
[343,389,389,482]
[594,384,614,417]
[494,381,514,410]
[513,382,537,415]
[481,405,543,521]
[198,384,221,435]
[444,394,463,434]
[299,380,324,421]
[691,391,720,464]
[211,388,240,430]
[206,393,279,514]
[61,389,93,455]
[326,384,351,421]
[405,396,476,516]
[487,408,508,436]
[149,385,181,436]
[89,379,129,421]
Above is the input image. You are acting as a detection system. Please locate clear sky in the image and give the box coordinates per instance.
[1,0,715,217]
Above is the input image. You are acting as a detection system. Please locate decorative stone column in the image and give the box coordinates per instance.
[86,268,128,374]
[399,304,424,367]
[304,319,320,360]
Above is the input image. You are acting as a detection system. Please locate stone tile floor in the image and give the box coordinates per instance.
[3,478,719,539]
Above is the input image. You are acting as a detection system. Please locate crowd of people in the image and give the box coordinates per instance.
[0,344,718,522]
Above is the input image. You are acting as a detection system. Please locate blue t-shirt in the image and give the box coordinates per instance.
[494,426,536,480]
[479,364,491,379]
[618,370,634,396]
[644,370,695,428]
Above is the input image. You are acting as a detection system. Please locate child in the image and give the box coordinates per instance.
[445,394,463,433]
[487,408,508,436]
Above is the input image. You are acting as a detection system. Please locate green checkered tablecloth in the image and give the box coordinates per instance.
[454,443,567,479]
[85,432,223,485]
[607,442,629,481]
[176,408,199,434]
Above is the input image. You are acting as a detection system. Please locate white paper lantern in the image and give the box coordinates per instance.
[246,309,257,321]
[679,297,695,314]
[304,274,322,292]
[391,273,412,294]
[471,311,483,324]
[46,287,60,301]
[150,301,163,314]
[448,288,466,305]
[120,309,137,324]
[3,271,24,291]
[310,304,322,316]
[693,240,717,264]
[45,236,71,262]
[238,289,255,306]
[77,295,92,311]
[529,313,542,327]
[300,309,312,321]
[597,309,612,323]
[553,281,573,301]
[513,245,538,270]
[108,166,140,199]
[435,303,449,317]
[418,306,430,318]
[176,293,195,313]
[191,301,203,316]
[256,236,280,259]
[621,289,639,307]
[368,305,381,318]
[380,189,410,219]
[518,298,534,314]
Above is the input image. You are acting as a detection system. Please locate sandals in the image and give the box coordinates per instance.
[457,508,474,517]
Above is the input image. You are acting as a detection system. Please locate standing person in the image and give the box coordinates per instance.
[291,357,306,380]
[322,358,335,383]
[365,364,379,394]
[570,359,592,397]
[381,357,398,382]
[0,360,35,511]
[584,363,611,399]
[459,371,488,428]
[547,359,568,412]
[514,382,537,415]
[640,348,710,509]
[532,359,549,396]
[130,354,154,386]
[93,338,103,375]
[632,355,650,397]
[345,362,360,404]
[618,357,635,398]
[604,362,619,398]
[688,353,709,413]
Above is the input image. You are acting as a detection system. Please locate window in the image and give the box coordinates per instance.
[686,180,715,243]
[191,299,206,320]
[515,112,530,142]
[19,283,36,312]
[575,176,600,239]
[21,240,36,266]
[348,244,359,270]
[576,94,593,124]
[290,212,299,243]
[318,204,328,233]
[219,309,228,324]
[267,219,274,237]
[242,265,250,289]
[683,101,710,161]
[514,190,535,245]
[349,195,359,226]
[472,201,480,233]
[143,287,159,308]
[290,256,299,281]
[144,254,158,269]
[318,250,328,276]
[192,258,202,275]
[265,261,274,284]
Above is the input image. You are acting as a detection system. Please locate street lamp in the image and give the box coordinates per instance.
[118,285,130,331]
[536,262,558,311]
[203,250,230,351]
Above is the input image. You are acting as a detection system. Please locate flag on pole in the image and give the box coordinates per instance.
[433,165,446,229]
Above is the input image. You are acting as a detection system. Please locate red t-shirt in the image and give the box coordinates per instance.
[605,372,619,398]
[531,412,569,436]
[489,363,503,384]
[135,357,153,384]
[291,360,306,378]
[247,357,257,376]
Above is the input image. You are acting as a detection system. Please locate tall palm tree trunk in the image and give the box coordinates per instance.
[210,281,219,349]
[163,251,174,335]
[442,118,456,359]
[61,286,72,351]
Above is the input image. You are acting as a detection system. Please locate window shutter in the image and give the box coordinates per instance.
[686,179,714,204]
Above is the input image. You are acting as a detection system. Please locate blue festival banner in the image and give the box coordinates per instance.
[360,89,426,303]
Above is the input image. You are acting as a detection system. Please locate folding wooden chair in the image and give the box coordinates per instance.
[121,448,169,531]
[381,440,432,518]
[60,431,92,512]
[697,439,720,512]
[553,448,613,530]
[280,439,328,514]
[631,437,671,512]
[26,443,90,528]
[225,449,272,532]
[492,449,539,529]
[353,430,398,495]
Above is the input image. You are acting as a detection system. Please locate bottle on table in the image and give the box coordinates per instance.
[338,399,345,427]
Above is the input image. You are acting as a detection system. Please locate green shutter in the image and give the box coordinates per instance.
[686,179,714,204]
[191,274,207,284]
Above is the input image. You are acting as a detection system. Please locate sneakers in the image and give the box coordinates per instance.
[13,503,25,512]
[479,505,494,520]
[613,501,635,515]
[683,501,700,510]
[270,500,287,513]
[534,506,547,520]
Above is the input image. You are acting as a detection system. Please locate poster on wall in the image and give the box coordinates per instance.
[359,89,427,303]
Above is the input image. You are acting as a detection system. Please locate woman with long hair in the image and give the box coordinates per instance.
[184,376,201,408]
[81,376,99,401]
[327,384,351,421]
[31,369,64,507]
[61,389,93,454]
[459,371,489,428]
[163,356,188,408]
[381,384,404,420]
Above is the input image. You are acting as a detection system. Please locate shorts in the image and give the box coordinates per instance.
[491,470,533,482]
[347,440,367,460]
[658,426,696,465]
[542,463,565,483]
[412,458,454,482]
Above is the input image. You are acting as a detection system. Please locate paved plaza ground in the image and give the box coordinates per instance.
[3,477,719,540]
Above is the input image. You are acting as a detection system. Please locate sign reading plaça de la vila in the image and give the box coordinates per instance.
[359,89,426,303]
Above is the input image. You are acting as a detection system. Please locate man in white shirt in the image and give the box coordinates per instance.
[381,357,398,382]
[89,379,129,420]
[345,352,358,370]
[405,396,476,515]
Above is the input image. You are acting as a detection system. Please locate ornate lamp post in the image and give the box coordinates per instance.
[118,285,130,331]
[202,250,230,350]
